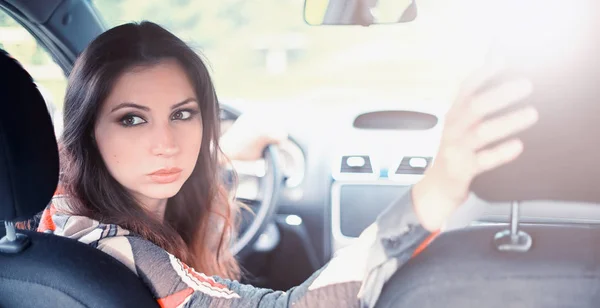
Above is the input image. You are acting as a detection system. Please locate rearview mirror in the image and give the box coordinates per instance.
[304,0,417,26]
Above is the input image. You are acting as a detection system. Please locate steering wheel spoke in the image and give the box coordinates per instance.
[221,105,283,258]
[234,175,262,201]
[230,159,267,178]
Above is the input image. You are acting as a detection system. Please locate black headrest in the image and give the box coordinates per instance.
[0,49,59,221]
[471,0,600,204]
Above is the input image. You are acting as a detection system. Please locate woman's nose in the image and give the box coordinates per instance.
[150,124,180,157]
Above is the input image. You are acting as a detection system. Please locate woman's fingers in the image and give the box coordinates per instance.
[470,106,538,150]
[412,59,540,231]
[469,79,533,119]
[475,138,524,174]
[449,79,533,136]
[455,57,506,106]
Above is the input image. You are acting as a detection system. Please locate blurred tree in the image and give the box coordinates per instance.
[0,12,17,26]
[94,0,304,47]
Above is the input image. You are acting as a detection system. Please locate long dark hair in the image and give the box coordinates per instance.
[60,21,239,279]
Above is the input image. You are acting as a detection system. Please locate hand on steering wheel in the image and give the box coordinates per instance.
[219,107,285,258]
[220,112,288,162]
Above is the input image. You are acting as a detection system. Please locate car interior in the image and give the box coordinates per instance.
[2,0,600,307]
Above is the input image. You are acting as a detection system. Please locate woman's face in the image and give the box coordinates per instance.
[94,60,202,208]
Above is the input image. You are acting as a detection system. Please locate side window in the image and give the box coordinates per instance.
[0,10,67,137]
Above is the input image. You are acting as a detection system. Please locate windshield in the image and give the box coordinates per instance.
[94,0,488,107]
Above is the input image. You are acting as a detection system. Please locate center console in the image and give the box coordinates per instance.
[330,154,432,253]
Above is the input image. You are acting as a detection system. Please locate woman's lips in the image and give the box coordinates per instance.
[149,167,182,184]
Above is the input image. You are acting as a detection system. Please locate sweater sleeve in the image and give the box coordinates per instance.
[95,189,432,308]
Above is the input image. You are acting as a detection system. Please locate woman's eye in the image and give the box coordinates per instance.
[120,115,146,127]
[172,110,193,121]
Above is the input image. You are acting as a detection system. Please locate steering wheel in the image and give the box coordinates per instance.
[221,105,283,258]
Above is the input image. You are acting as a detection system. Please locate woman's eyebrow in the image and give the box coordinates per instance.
[171,98,197,110]
[110,102,150,113]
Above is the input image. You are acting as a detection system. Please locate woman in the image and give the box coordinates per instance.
[24,21,537,307]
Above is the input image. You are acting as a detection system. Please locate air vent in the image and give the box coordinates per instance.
[394,156,432,175]
[341,155,373,173]
[353,111,438,130]
[332,155,379,181]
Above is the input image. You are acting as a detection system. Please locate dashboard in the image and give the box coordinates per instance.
[222,99,444,263]
[223,97,600,268]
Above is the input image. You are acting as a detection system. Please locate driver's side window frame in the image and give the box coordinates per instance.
[0,9,67,137]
